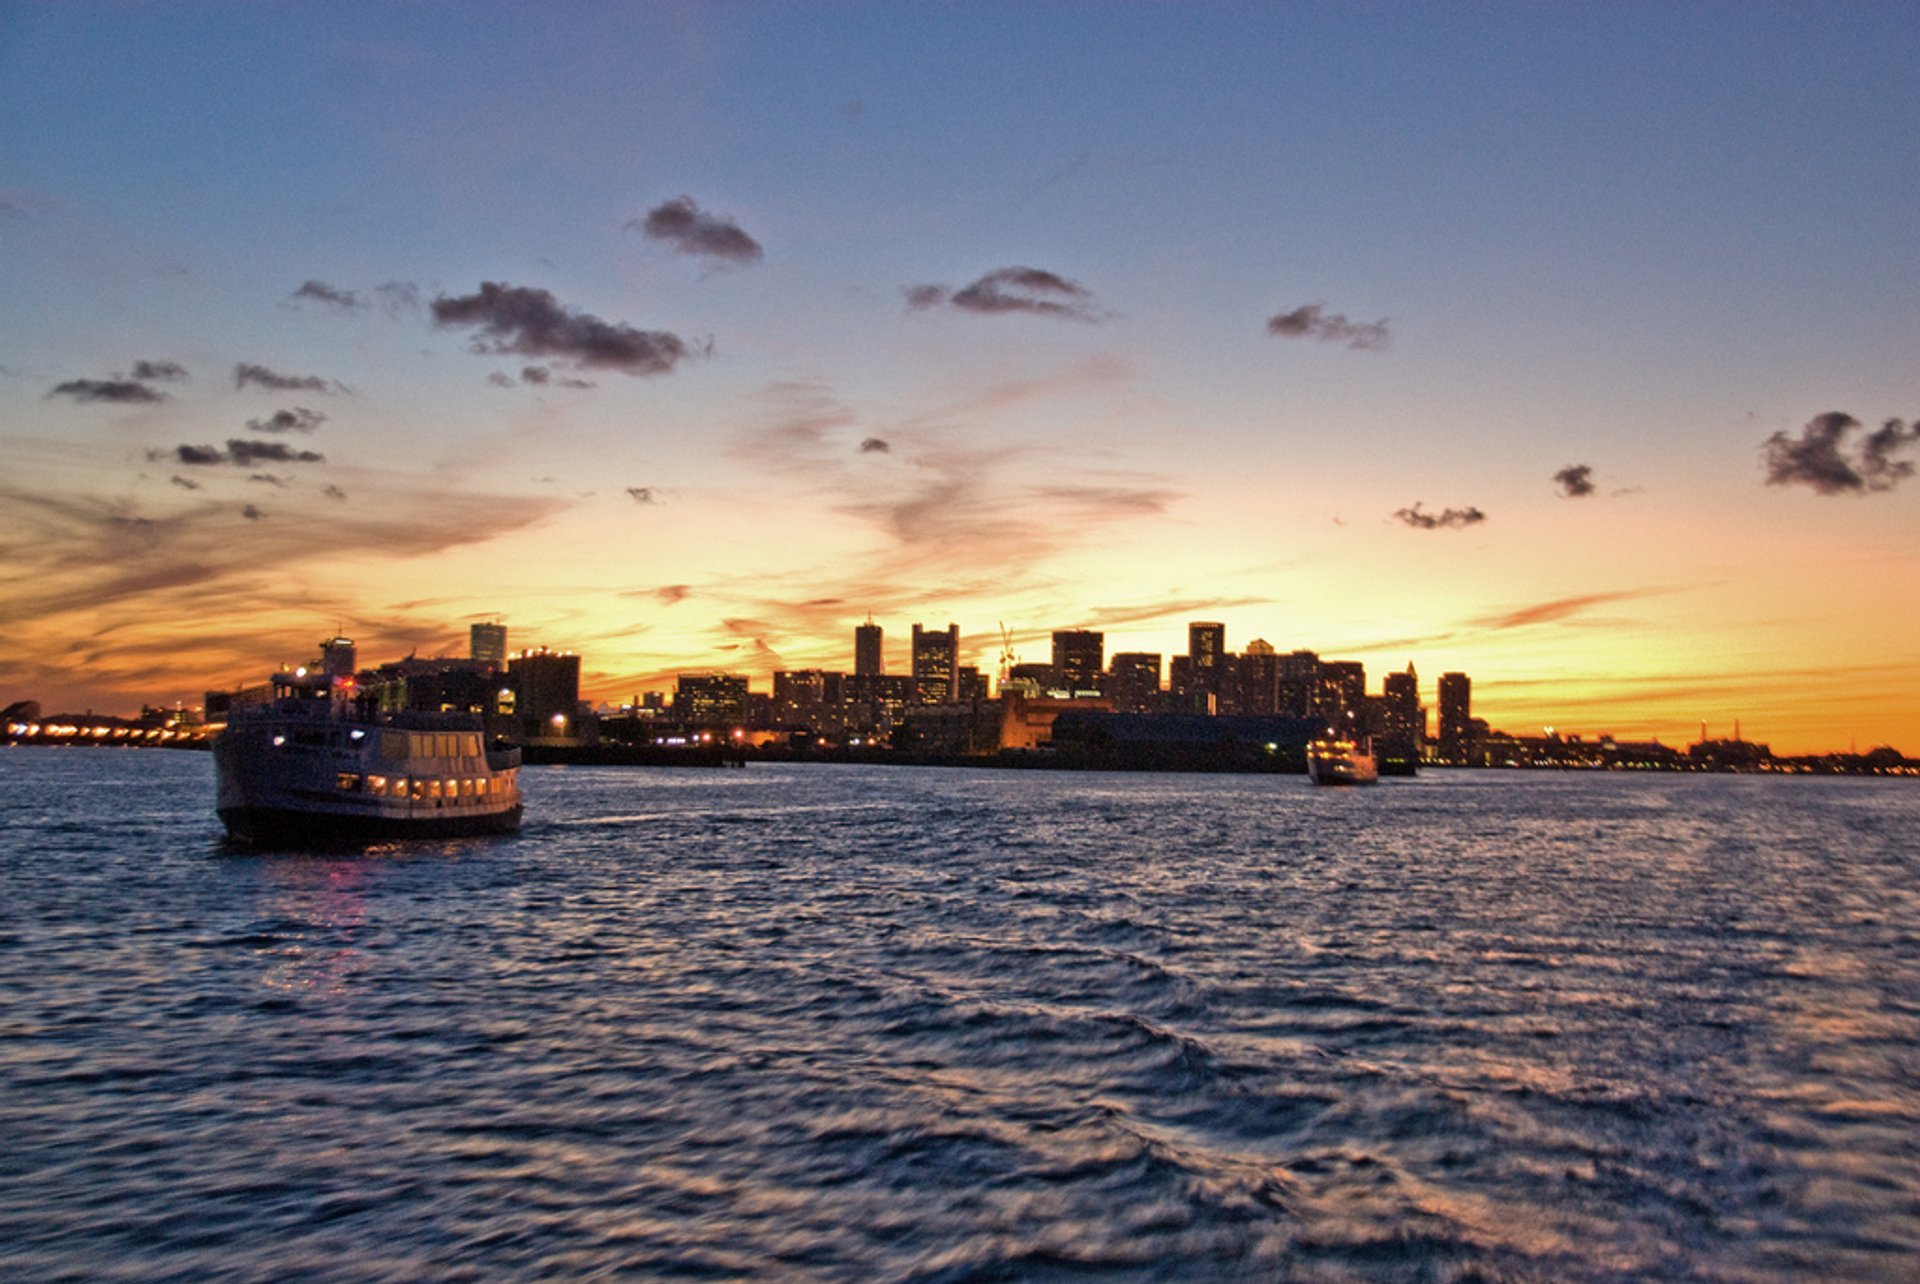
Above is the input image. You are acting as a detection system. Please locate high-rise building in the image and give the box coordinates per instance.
[911,623,960,705]
[1238,639,1279,715]
[1106,652,1162,714]
[854,619,883,678]
[676,673,749,728]
[1277,650,1318,717]
[773,669,845,729]
[1381,663,1424,755]
[509,647,581,739]
[1188,622,1226,694]
[1051,630,1105,695]
[470,621,507,669]
[1438,672,1472,763]
[1313,660,1366,724]
[318,636,356,680]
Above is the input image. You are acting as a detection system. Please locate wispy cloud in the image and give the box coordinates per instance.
[630,195,763,264]
[431,282,695,377]
[162,440,325,466]
[290,279,364,311]
[1393,502,1485,530]
[47,378,166,404]
[1266,303,1390,350]
[1553,464,1596,498]
[1468,588,1668,632]
[131,360,189,383]
[625,486,657,504]
[905,266,1103,321]
[1763,412,1917,495]
[234,363,348,394]
[246,407,327,434]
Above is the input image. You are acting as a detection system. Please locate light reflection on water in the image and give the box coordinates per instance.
[2,749,1918,1280]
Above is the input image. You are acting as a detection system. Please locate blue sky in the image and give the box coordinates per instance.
[3,2,1916,749]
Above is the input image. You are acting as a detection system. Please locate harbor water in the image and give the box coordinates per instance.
[3,749,1917,1280]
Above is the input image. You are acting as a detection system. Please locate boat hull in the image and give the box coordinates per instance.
[218,802,523,848]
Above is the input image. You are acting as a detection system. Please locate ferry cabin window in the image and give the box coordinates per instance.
[367,774,388,795]
[409,778,426,800]
[463,734,481,757]
[336,772,362,792]
[382,731,409,760]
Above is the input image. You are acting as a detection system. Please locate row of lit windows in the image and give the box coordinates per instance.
[377,732,484,761]
[336,770,516,801]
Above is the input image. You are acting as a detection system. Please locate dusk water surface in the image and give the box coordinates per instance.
[3,749,1917,1281]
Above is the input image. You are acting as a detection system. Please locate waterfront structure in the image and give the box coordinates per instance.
[1051,630,1105,696]
[469,622,507,669]
[854,619,884,678]
[912,623,960,705]
[1438,672,1472,763]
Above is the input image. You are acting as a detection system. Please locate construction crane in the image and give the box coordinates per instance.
[997,621,1019,687]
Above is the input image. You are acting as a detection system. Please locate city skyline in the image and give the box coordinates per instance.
[3,5,1917,756]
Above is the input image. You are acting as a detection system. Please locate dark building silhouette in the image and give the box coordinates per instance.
[1051,630,1105,695]
[1105,652,1162,714]
[1313,660,1366,725]
[912,623,960,705]
[676,673,749,728]
[773,669,846,729]
[508,648,582,740]
[854,619,884,678]
[319,636,356,680]
[469,621,507,670]
[1188,621,1227,703]
[1438,671,1472,763]
[1276,649,1317,717]
[1238,639,1279,715]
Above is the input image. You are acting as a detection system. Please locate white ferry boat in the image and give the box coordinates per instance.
[214,670,522,846]
[1306,732,1379,786]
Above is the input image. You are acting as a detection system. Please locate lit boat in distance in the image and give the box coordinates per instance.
[214,669,522,847]
[1306,732,1379,786]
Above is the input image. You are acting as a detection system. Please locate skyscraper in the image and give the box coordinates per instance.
[1238,639,1279,715]
[470,621,507,669]
[1381,663,1424,755]
[911,623,960,705]
[1106,652,1162,713]
[1189,622,1226,685]
[854,619,883,678]
[1438,671,1472,763]
[1051,630,1105,695]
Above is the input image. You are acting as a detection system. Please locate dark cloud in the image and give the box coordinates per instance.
[431,282,693,377]
[131,360,189,383]
[905,266,1101,321]
[1553,464,1596,498]
[626,486,657,504]
[290,280,363,311]
[234,363,346,394]
[241,504,266,521]
[1764,412,1917,495]
[169,476,201,491]
[486,371,516,388]
[1266,304,1390,350]
[323,484,348,501]
[171,440,324,466]
[631,196,763,264]
[246,407,327,434]
[521,365,552,385]
[227,439,324,466]
[859,437,891,454]
[48,379,166,404]
[1393,502,1486,530]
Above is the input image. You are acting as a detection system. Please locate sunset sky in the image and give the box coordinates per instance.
[3,3,1916,754]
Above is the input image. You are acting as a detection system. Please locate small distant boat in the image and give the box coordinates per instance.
[1306,732,1379,786]
[214,670,522,846]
